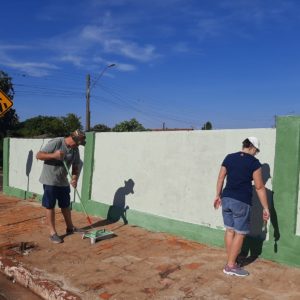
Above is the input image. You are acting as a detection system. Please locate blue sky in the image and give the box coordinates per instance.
[1,0,300,129]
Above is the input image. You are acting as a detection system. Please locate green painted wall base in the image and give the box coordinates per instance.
[2,184,299,267]
[82,199,225,248]
[3,186,42,201]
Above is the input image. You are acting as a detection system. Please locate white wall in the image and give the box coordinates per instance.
[92,129,276,230]
[9,138,85,202]
[7,130,276,232]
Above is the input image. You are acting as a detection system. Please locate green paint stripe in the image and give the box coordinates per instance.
[268,116,300,266]
[3,186,42,201]
[3,138,9,189]
[81,132,95,205]
[3,186,25,199]
[74,199,225,247]
[126,209,225,248]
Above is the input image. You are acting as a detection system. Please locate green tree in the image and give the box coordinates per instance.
[62,113,83,133]
[16,114,82,137]
[0,71,19,167]
[16,116,62,137]
[91,123,111,132]
[0,71,14,99]
[0,71,19,138]
[201,121,212,130]
[112,118,146,132]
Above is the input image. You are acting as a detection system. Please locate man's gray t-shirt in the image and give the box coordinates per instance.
[39,137,81,186]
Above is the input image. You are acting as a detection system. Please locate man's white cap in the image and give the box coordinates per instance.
[248,136,260,151]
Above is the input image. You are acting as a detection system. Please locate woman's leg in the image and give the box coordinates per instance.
[227,232,245,267]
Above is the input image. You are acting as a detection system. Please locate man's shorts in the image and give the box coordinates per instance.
[222,197,251,234]
[42,185,71,209]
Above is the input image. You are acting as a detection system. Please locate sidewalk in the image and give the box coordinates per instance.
[0,193,300,300]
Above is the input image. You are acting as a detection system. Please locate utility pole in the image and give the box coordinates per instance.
[86,74,91,132]
[85,64,116,132]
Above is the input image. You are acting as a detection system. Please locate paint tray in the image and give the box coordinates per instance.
[82,229,115,244]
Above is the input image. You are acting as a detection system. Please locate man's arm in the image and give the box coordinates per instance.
[69,165,78,188]
[71,163,79,176]
[69,153,81,189]
[36,150,64,161]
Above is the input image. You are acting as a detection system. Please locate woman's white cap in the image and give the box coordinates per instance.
[247,136,260,151]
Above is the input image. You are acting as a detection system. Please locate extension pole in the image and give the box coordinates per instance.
[63,161,93,226]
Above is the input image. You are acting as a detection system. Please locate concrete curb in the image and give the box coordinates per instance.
[0,256,81,300]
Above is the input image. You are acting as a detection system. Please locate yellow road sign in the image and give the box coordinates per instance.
[0,90,13,117]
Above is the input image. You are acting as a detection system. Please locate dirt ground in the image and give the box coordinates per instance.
[0,273,42,300]
[0,193,300,300]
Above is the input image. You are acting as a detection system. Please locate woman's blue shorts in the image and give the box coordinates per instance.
[222,197,251,234]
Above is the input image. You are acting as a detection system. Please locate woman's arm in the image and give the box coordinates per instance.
[214,166,227,209]
[253,167,270,221]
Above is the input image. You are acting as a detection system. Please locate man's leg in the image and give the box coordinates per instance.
[58,186,74,230]
[46,208,56,236]
[42,185,57,236]
[61,207,74,230]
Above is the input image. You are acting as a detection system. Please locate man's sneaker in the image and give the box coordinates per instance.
[50,233,63,244]
[66,227,86,235]
[223,264,249,277]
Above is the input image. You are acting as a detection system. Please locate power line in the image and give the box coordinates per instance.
[92,83,200,126]
[3,70,205,127]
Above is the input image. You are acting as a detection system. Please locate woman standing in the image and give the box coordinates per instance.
[214,137,270,277]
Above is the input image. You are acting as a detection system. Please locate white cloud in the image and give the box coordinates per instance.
[1,0,298,76]
[60,54,83,67]
[80,25,110,42]
[78,24,159,62]
[114,63,136,72]
[41,18,159,67]
[0,45,59,77]
[183,0,299,41]
[103,39,158,62]
[2,61,59,77]
[220,0,297,26]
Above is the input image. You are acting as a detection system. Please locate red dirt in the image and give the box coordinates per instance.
[0,193,300,299]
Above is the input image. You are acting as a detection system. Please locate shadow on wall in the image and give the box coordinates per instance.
[239,163,280,266]
[82,178,135,230]
[25,150,33,198]
[106,179,135,225]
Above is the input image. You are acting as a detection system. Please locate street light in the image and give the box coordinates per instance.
[86,63,116,131]
[91,63,116,90]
